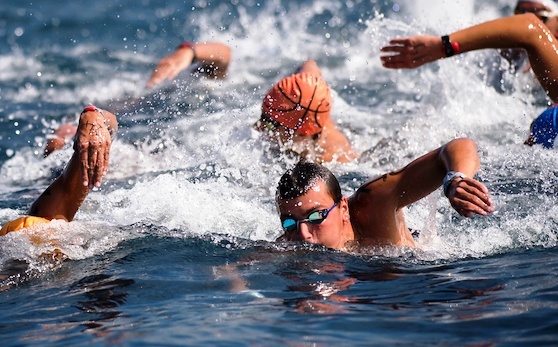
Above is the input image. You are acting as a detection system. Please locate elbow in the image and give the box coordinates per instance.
[518,13,551,47]
[448,137,477,149]
[521,13,544,26]
[440,137,480,171]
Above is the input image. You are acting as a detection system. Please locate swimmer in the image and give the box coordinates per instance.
[501,0,558,71]
[1,106,118,235]
[140,39,355,163]
[42,41,230,156]
[514,0,558,21]
[380,13,558,148]
[275,138,494,250]
[254,59,358,163]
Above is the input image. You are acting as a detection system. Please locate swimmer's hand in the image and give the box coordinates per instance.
[146,46,195,89]
[446,177,495,217]
[74,109,112,188]
[380,35,445,69]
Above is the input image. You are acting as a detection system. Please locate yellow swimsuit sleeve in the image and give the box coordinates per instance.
[0,216,51,236]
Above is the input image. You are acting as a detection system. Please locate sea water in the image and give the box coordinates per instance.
[0,0,557,345]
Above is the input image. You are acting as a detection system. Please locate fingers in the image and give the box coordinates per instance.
[380,55,420,69]
[78,140,90,187]
[379,46,402,54]
[387,38,411,46]
[147,47,198,88]
[75,114,112,188]
[380,38,416,68]
[146,74,161,89]
[98,140,111,184]
[147,50,192,89]
[380,46,421,69]
[380,58,413,69]
[448,178,495,217]
[88,146,99,186]
[380,43,413,54]
[379,38,412,53]
[380,35,443,70]
[88,136,111,188]
[147,54,186,89]
[146,62,175,89]
[78,137,105,189]
[102,141,111,176]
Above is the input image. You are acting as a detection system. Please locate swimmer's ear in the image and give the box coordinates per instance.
[340,197,350,222]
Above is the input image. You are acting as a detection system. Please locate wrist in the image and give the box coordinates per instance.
[81,105,102,114]
[443,171,466,197]
[79,105,116,136]
[80,105,105,122]
[178,41,197,62]
[440,35,460,57]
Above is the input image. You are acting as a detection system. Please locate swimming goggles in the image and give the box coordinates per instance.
[260,112,284,130]
[259,112,323,137]
[514,7,553,23]
[281,200,339,233]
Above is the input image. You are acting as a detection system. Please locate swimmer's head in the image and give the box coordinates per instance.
[260,73,332,137]
[525,107,558,148]
[276,160,341,202]
[515,0,558,21]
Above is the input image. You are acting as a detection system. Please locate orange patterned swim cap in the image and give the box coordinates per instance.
[261,73,332,136]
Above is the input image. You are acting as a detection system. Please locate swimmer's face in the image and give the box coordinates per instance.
[514,2,551,22]
[544,16,558,33]
[277,180,347,249]
[254,118,316,144]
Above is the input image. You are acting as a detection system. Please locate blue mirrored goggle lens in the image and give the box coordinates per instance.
[282,219,297,232]
[307,210,325,223]
[281,210,327,232]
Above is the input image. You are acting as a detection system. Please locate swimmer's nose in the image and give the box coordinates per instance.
[297,222,314,242]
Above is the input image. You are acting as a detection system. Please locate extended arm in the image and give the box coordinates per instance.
[146,41,231,89]
[396,138,492,216]
[28,107,118,221]
[355,138,493,218]
[349,138,493,246]
[380,14,558,103]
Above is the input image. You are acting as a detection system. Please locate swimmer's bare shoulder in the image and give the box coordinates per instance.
[349,166,407,204]
[348,167,409,233]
